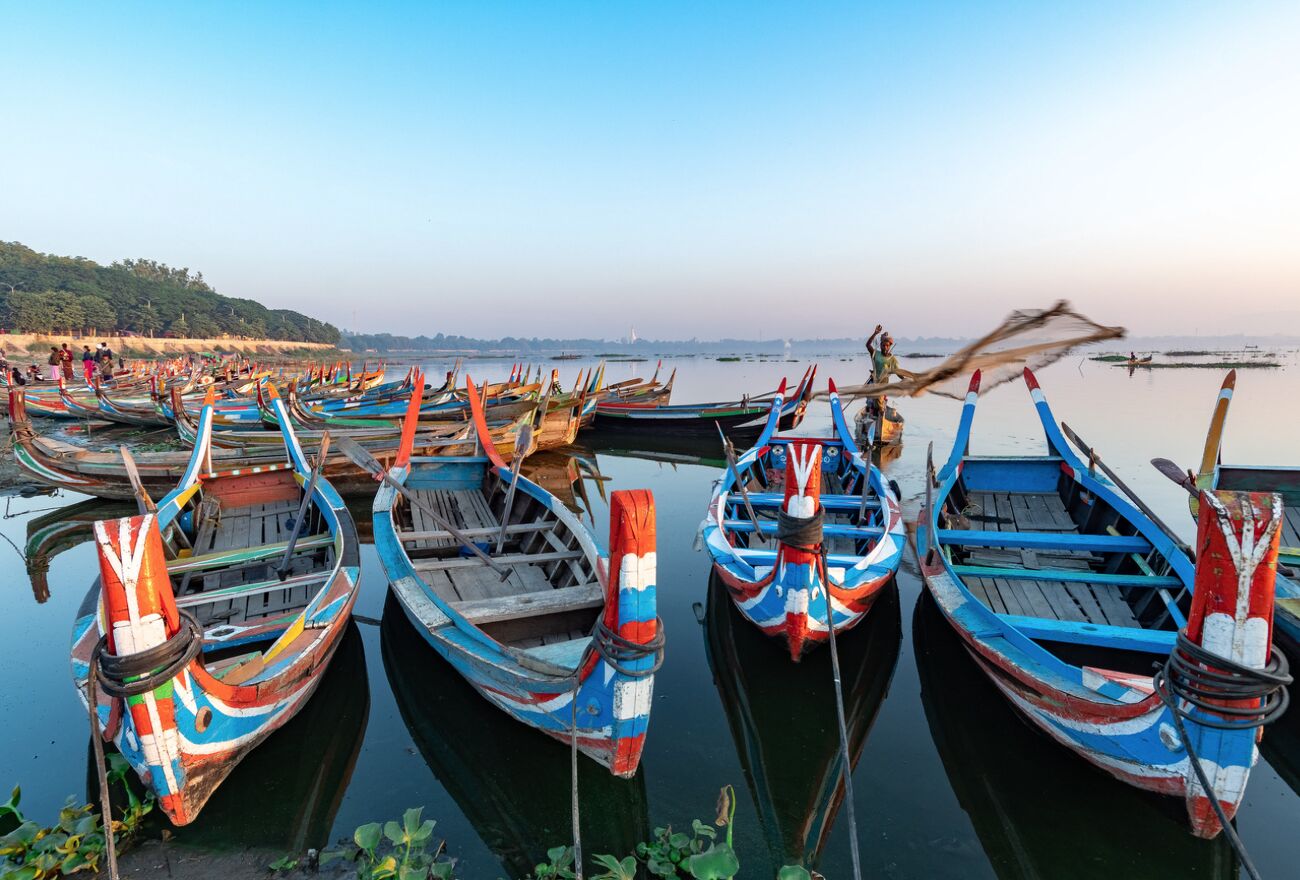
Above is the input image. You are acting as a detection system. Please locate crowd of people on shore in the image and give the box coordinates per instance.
[0,342,123,388]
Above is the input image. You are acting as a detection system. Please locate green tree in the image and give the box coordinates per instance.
[169,312,190,337]
[49,291,85,335]
[135,302,161,337]
[189,314,218,338]
[4,290,55,333]
[77,295,116,335]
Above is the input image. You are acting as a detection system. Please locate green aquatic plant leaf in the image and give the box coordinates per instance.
[684,843,740,880]
[777,866,812,880]
[355,822,382,855]
[690,819,715,840]
[383,820,404,847]
[591,854,637,880]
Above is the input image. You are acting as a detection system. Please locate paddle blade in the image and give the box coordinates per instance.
[1151,457,1196,494]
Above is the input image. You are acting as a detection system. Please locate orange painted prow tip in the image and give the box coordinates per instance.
[202,386,216,407]
[1021,367,1038,390]
[607,488,657,641]
[264,380,280,400]
[464,375,508,469]
[394,371,425,469]
[1222,369,1237,390]
[96,515,181,646]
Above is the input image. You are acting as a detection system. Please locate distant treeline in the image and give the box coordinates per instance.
[339,330,978,356]
[0,241,339,343]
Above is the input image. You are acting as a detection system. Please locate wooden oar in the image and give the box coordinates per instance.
[716,422,764,544]
[1151,457,1197,495]
[275,432,330,581]
[1061,422,1191,555]
[496,424,533,552]
[333,435,512,579]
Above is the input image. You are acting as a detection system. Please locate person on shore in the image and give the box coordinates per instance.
[47,347,61,379]
[60,343,74,379]
[98,342,115,380]
[81,346,95,382]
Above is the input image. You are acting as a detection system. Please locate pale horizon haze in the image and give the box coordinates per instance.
[3,2,1298,340]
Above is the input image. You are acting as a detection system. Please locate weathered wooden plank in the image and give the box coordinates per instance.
[993,578,1028,617]
[1036,580,1088,622]
[969,577,1005,614]
[451,583,603,625]
[1089,583,1140,628]
[1013,579,1058,620]
[1063,582,1108,624]
[414,549,584,572]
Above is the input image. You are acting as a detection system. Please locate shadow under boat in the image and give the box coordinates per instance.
[912,591,1237,880]
[380,598,649,879]
[702,572,902,873]
[90,622,371,853]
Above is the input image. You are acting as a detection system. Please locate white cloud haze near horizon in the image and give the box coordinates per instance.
[2,3,1298,340]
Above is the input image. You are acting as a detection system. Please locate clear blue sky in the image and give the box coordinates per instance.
[3,2,1297,338]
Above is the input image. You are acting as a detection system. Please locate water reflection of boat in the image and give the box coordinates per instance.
[95,622,370,853]
[582,428,726,468]
[380,602,649,879]
[703,575,901,872]
[521,445,605,519]
[24,498,134,602]
[913,592,1237,879]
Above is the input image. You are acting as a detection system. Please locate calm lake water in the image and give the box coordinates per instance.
[3,351,1299,878]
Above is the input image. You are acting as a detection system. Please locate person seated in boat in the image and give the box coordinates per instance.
[27,364,44,382]
[9,366,26,386]
[1129,351,1137,362]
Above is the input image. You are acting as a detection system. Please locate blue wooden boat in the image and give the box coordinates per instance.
[372,376,662,776]
[700,378,904,660]
[917,367,1289,838]
[71,391,360,824]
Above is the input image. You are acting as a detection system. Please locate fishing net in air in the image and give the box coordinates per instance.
[825,300,1125,400]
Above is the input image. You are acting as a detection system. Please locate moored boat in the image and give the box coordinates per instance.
[592,367,815,442]
[372,375,662,776]
[916,367,1291,838]
[70,392,361,824]
[700,379,904,660]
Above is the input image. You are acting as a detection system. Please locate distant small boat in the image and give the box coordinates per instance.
[1126,356,1154,367]
[854,398,904,449]
[700,379,905,660]
[918,367,1289,838]
[373,375,662,776]
[593,366,815,442]
[71,392,360,824]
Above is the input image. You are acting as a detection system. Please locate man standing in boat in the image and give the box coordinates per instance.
[863,325,914,444]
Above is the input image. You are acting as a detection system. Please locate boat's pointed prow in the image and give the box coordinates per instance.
[969,370,982,394]
[93,513,192,824]
[777,441,824,661]
[606,489,659,776]
[1177,489,1288,837]
[1021,366,1039,390]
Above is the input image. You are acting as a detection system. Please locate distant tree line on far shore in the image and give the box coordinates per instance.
[0,241,339,344]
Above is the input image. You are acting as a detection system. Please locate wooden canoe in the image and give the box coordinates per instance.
[917,367,1286,838]
[71,391,360,825]
[701,378,905,660]
[373,374,661,776]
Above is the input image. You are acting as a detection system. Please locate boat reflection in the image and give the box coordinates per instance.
[521,444,607,519]
[94,622,370,852]
[582,428,726,469]
[703,573,901,872]
[912,592,1237,879]
[380,599,649,879]
[25,498,134,603]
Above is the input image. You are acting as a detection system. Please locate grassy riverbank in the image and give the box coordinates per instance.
[0,333,338,361]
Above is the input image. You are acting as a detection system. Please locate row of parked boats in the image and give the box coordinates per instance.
[14,357,1293,848]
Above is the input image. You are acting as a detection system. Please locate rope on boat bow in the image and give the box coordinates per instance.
[777,508,823,548]
[91,611,203,698]
[1153,634,1292,880]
